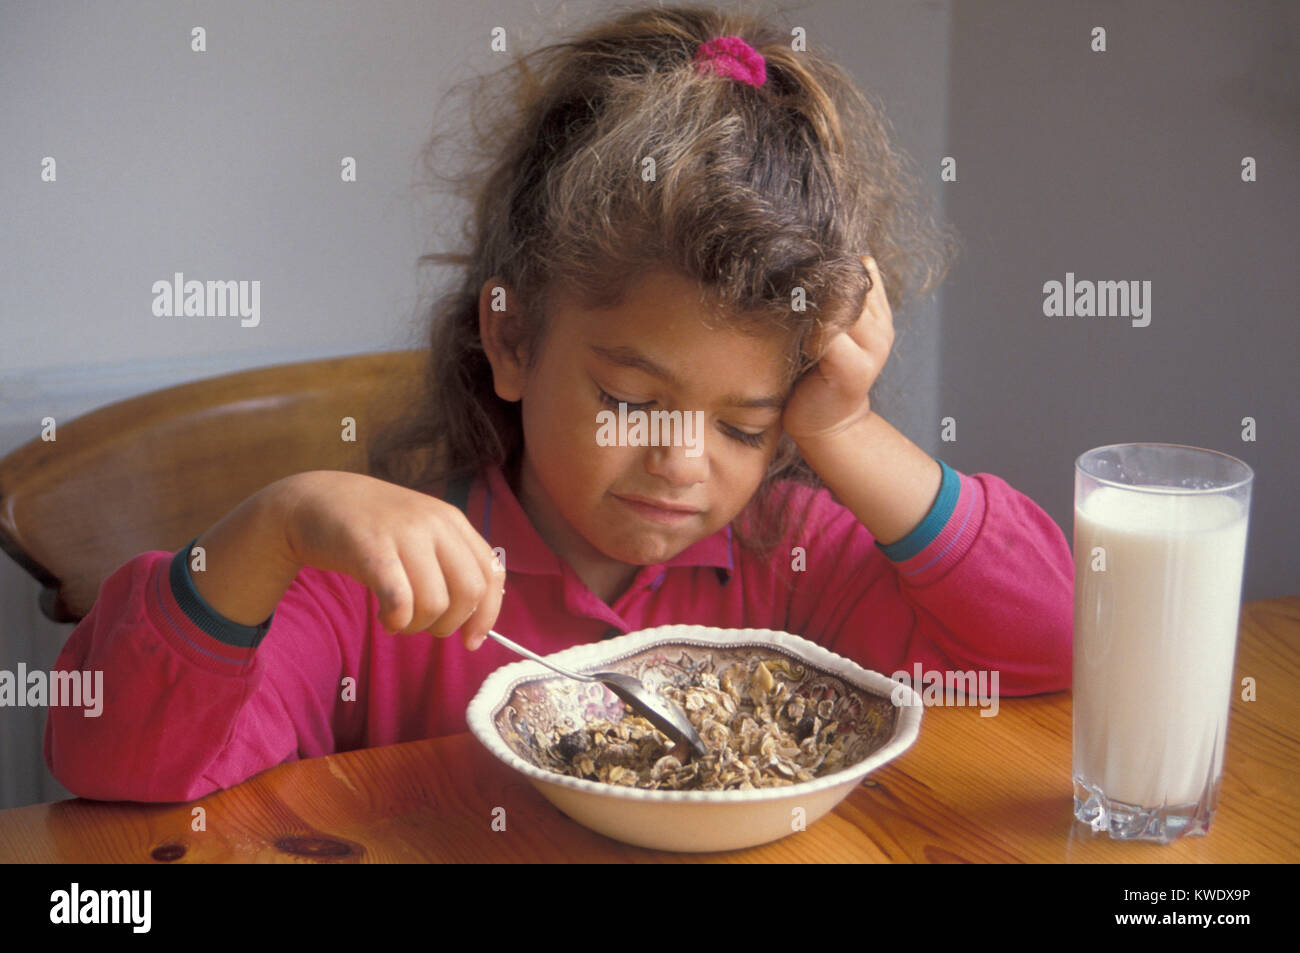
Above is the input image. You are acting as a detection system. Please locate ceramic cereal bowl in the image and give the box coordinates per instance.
[466,625,923,853]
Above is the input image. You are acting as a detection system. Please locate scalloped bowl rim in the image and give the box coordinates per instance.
[466,624,923,803]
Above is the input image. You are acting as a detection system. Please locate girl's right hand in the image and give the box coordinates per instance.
[273,470,505,649]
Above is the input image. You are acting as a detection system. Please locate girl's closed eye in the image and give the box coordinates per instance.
[596,385,651,411]
[721,425,768,449]
[596,386,769,449]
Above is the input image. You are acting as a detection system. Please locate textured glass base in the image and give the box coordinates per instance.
[1073,777,1219,843]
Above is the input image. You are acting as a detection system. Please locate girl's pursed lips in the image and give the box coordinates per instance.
[614,493,702,514]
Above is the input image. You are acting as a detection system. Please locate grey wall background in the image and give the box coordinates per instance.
[0,0,1292,811]
[940,0,1297,606]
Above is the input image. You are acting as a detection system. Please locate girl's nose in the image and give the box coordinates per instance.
[643,438,709,486]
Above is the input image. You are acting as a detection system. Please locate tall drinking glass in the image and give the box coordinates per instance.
[1072,443,1253,842]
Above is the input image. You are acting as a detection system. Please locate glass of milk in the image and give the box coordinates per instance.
[1072,443,1253,842]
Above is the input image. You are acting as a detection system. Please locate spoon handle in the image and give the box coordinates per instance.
[484,630,596,682]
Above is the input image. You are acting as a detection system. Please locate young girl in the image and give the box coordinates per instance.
[45,7,1071,802]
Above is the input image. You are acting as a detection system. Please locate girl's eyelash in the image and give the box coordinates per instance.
[725,427,767,449]
[598,388,650,411]
[597,387,768,449]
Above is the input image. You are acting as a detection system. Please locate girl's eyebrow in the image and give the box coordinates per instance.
[588,344,786,409]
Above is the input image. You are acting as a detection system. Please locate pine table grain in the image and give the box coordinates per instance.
[1,596,1296,863]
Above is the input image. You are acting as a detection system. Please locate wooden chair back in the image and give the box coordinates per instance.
[0,351,425,622]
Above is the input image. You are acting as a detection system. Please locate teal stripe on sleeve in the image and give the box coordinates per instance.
[169,537,273,648]
[875,459,959,562]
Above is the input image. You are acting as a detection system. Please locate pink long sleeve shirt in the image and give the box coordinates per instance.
[44,460,1073,802]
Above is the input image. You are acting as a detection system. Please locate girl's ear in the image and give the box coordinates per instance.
[478,276,531,402]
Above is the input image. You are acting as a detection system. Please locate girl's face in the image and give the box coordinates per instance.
[483,268,790,590]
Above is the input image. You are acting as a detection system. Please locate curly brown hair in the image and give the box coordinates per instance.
[370,3,960,558]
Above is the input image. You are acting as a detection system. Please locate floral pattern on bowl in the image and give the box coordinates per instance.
[467,625,922,852]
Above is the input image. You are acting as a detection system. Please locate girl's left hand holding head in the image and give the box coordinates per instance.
[782,256,893,444]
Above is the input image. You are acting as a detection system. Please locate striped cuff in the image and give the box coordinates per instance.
[169,537,273,648]
[875,459,959,561]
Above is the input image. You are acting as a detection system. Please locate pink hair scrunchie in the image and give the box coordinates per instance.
[693,35,766,87]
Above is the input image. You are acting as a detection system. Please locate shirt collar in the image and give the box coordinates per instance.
[480,463,734,581]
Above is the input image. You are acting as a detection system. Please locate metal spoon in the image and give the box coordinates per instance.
[485,629,709,759]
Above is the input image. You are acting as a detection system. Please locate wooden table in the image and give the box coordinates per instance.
[1,596,1296,863]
